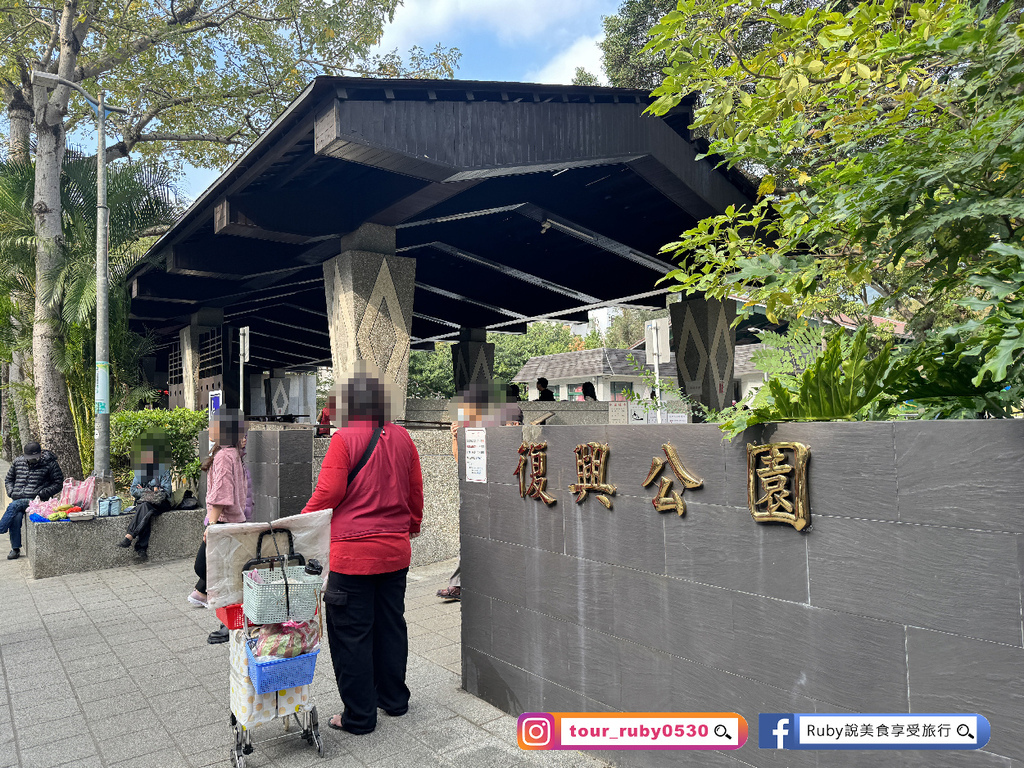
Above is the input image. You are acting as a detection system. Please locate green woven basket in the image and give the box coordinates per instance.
[242,565,321,624]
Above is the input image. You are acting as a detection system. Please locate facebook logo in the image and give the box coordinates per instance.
[759,713,795,749]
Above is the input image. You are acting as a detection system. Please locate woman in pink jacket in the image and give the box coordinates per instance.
[188,410,247,615]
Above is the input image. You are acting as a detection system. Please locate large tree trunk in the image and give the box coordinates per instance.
[8,87,32,164]
[6,84,37,456]
[4,87,33,461]
[28,0,87,480]
[8,346,36,447]
[0,362,10,462]
[32,105,83,480]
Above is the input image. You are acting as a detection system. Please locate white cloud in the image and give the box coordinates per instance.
[377,0,598,53]
[524,33,606,85]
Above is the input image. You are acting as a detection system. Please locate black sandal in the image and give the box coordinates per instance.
[207,625,229,644]
[436,586,461,601]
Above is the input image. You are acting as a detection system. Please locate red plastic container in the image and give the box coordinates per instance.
[216,603,245,630]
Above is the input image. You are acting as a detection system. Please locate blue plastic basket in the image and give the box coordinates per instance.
[244,639,319,695]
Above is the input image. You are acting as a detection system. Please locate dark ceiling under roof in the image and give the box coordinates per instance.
[129,76,756,370]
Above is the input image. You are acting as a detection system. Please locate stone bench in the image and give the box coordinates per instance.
[24,507,206,579]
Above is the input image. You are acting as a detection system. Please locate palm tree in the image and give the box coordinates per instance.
[0,151,179,474]
[0,157,41,449]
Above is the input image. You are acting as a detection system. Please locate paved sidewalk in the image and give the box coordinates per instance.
[0,555,608,768]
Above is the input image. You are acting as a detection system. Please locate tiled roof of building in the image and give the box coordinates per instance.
[734,343,763,377]
[514,348,677,382]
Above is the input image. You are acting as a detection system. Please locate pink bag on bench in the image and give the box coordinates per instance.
[59,476,96,510]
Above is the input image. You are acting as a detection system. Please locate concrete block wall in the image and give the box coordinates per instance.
[246,428,313,521]
[460,421,1024,768]
[26,508,207,579]
[408,430,460,567]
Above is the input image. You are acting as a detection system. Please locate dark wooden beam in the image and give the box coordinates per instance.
[516,204,669,273]
[414,281,528,319]
[269,149,321,190]
[132,272,239,303]
[314,97,751,214]
[409,242,601,303]
[151,114,318,254]
[395,203,524,229]
[214,198,311,244]
[249,329,329,355]
[368,180,480,227]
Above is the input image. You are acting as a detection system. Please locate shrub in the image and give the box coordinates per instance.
[111,408,208,490]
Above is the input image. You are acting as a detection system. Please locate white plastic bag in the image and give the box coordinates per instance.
[205,509,331,609]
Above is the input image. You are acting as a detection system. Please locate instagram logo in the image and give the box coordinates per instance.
[518,713,555,749]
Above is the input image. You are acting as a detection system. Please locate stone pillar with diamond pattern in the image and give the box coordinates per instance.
[669,296,736,412]
[451,327,495,394]
[322,223,415,419]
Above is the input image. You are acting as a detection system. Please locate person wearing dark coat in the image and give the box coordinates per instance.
[536,377,555,401]
[2,442,64,560]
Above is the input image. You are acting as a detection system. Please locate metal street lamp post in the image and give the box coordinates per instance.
[30,71,127,483]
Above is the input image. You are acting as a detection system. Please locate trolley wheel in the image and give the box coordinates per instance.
[310,706,323,756]
[232,745,246,768]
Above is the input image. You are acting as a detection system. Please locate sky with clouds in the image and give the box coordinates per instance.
[180,0,620,199]
[376,0,618,84]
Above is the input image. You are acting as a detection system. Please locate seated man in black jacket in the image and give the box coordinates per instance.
[2,442,64,560]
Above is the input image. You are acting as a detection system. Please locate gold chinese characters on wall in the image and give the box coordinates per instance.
[642,442,703,516]
[514,442,556,506]
[569,442,616,509]
[508,436,811,532]
[746,442,811,531]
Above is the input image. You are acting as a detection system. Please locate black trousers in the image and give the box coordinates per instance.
[193,522,224,593]
[126,498,171,550]
[324,568,410,734]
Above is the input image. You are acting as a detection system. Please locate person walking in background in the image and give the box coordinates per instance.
[2,442,63,560]
[535,377,555,401]
[436,386,485,602]
[316,400,334,437]
[302,363,423,736]
[118,430,173,559]
[438,381,520,602]
[188,410,247,633]
[504,383,524,425]
[436,419,464,602]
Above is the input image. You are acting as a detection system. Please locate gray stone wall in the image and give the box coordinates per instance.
[520,402,611,426]
[460,420,1024,768]
[26,508,207,579]
[309,423,460,568]
[408,430,460,567]
[405,398,451,426]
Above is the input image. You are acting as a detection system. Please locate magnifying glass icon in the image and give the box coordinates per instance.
[957,724,975,739]
[714,724,732,739]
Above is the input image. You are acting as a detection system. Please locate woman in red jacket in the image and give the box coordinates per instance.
[302,366,423,735]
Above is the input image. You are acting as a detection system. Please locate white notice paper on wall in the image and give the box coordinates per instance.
[628,404,649,425]
[464,428,487,483]
[647,409,669,424]
[608,401,628,425]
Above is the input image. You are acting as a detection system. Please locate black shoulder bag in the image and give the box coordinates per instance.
[347,426,383,485]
